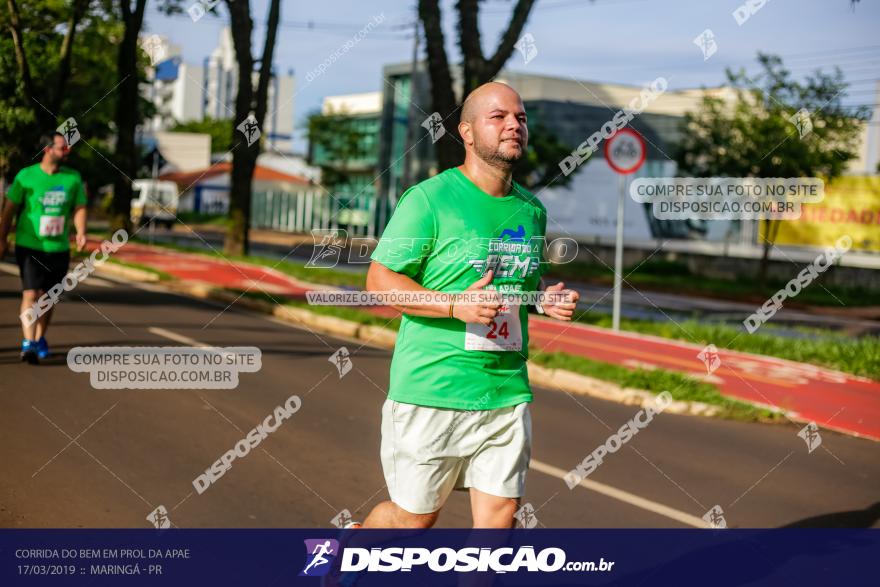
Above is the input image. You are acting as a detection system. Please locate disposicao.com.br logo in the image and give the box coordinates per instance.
[335,545,614,574]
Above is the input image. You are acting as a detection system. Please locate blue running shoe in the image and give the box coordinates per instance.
[21,339,39,364]
[37,337,50,360]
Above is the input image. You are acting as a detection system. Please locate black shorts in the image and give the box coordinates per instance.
[15,245,71,292]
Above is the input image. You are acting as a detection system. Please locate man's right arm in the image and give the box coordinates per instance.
[366,261,499,325]
[0,198,18,258]
[0,173,24,258]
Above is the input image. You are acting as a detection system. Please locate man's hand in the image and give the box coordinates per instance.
[452,270,501,326]
[75,232,87,252]
[541,281,579,321]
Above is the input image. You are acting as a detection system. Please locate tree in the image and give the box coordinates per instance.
[4,0,88,130]
[108,0,148,233]
[307,109,371,188]
[2,0,93,173]
[512,122,577,190]
[170,116,233,153]
[223,0,282,256]
[1,0,128,193]
[418,0,536,171]
[676,53,869,285]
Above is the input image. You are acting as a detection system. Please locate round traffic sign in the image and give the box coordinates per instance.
[604,128,646,175]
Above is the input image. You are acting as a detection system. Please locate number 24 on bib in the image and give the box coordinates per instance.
[464,304,523,351]
[39,215,65,237]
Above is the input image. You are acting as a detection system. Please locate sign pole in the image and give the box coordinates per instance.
[612,173,625,331]
[604,128,645,332]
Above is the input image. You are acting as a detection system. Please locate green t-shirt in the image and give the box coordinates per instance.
[6,164,87,252]
[371,167,547,410]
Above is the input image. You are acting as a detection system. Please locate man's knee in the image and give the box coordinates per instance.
[22,289,40,303]
[394,506,439,529]
[473,497,519,527]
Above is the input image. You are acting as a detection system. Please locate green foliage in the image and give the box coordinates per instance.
[514,122,581,190]
[673,53,869,281]
[170,117,234,153]
[676,53,868,179]
[0,0,154,191]
[307,108,372,187]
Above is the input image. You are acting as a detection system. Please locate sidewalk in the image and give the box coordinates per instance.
[100,239,880,441]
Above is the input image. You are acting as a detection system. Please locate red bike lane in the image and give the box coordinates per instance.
[100,241,880,441]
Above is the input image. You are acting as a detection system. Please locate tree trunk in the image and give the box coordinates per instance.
[110,0,147,234]
[418,0,461,172]
[224,0,281,256]
[418,0,536,171]
[6,0,57,130]
[51,0,89,115]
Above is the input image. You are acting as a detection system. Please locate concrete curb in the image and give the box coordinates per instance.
[106,268,728,419]
[526,363,723,417]
[94,262,160,282]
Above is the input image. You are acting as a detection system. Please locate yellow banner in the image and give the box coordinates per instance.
[768,175,880,251]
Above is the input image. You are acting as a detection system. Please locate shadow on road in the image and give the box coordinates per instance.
[780,501,880,529]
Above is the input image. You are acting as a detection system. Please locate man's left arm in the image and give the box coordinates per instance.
[538,278,579,321]
[73,206,87,251]
[534,212,578,321]
[72,178,87,252]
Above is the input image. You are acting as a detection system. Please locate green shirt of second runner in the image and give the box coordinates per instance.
[371,167,547,411]
[6,164,87,253]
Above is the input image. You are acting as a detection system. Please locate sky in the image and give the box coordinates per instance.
[143,0,880,153]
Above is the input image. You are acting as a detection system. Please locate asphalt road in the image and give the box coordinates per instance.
[1,267,878,530]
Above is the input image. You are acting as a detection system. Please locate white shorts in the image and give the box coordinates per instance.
[380,399,532,515]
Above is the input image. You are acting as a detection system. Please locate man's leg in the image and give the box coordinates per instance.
[20,289,40,340]
[362,501,439,529]
[469,487,519,528]
[35,303,53,340]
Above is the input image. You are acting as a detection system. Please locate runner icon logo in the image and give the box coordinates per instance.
[146,505,171,529]
[329,347,353,378]
[693,29,718,61]
[236,115,261,147]
[514,33,538,65]
[56,117,80,148]
[330,509,354,529]
[299,539,339,576]
[703,505,727,529]
[789,108,813,139]
[306,229,347,268]
[798,422,822,453]
[421,112,446,144]
[514,503,539,528]
[697,344,722,375]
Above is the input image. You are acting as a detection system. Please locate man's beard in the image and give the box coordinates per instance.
[473,135,524,168]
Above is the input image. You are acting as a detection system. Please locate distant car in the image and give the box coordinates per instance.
[131,180,179,229]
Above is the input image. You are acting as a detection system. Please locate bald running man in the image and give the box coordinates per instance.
[360,82,579,528]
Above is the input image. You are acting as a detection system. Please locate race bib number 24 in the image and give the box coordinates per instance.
[464,303,522,351]
[38,215,65,237]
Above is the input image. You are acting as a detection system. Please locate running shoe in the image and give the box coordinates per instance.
[36,337,50,360]
[21,339,38,364]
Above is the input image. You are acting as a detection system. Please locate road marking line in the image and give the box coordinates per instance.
[529,458,709,528]
[148,327,209,347]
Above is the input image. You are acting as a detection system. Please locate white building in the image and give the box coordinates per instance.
[141,28,295,153]
[321,91,382,116]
